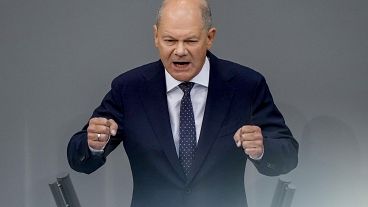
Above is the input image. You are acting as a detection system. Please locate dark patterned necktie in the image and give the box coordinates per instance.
[178,82,197,177]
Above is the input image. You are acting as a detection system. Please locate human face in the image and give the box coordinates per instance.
[153,3,216,81]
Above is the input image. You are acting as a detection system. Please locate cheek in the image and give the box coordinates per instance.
[159,45,174,57]
[191,47,207,60]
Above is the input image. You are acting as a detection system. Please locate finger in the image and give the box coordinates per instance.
[87,132,109,141]
[87,132,95,141]
[87,124,111,134]
[240,131,263,141]
[233,128,242,147]
[241,140,263,149]
[89,117,109,126]
[241,125,261,133]
[97,133,110,142]
[108,119,118,136]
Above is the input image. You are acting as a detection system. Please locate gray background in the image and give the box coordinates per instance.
[1,0,367,206]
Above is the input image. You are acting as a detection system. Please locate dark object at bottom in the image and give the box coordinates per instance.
[49,173,81,207]
[271,178,296,207]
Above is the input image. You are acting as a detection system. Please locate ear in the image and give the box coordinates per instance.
[206,27,217,49]
[153,24,159,48]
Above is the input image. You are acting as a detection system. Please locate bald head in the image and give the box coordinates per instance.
[156,0,213,30]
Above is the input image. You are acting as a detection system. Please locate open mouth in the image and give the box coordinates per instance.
[173,61,190,68]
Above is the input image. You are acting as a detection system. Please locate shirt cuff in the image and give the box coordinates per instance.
[89,146,104,155]
[88,135,110,155]
[249,150,264,161]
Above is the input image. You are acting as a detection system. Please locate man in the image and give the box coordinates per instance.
[67,0,298,207]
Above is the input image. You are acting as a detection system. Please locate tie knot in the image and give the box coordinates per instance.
[179,82,194,94]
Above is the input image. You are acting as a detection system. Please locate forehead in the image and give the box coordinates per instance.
[159,1,204,30]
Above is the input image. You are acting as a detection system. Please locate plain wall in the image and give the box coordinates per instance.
[1,0,367,206]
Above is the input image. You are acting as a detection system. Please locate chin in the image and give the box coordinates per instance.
[172,73,193,82]
[167,69,193,82]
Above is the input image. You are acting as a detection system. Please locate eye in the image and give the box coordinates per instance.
[186,40,198,45]
[162,39,176,46]
[164,39,176,44]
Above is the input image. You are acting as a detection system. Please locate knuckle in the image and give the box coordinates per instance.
[89,118,95,124]
[88,126,97,133]
[108,119,116,125]
[90,117,99,124]
[101,118,108,125]
[87,125,94,132]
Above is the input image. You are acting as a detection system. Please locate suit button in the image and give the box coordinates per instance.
[185,188,192,194]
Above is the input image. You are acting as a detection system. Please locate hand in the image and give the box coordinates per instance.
[87,118,118,150]
[233,125,264,159]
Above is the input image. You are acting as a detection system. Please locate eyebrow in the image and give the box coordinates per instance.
[161,34,199,40]
[162,35,175,39]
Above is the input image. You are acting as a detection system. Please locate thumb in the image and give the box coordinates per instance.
[108,119,118,136]
[233,128,242,147]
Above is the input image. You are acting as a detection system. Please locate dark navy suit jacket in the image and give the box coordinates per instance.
[67,52,298,207]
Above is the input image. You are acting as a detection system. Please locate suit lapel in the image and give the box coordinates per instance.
[140,61,186,181]
[187,53,236,183]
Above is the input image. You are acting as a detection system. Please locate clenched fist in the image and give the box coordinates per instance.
[233,125,264,160]
[87,117,118,150]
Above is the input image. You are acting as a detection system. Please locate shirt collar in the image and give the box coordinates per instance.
[165,57,210,93]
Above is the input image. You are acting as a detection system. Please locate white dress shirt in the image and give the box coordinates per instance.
[165,57,210,155]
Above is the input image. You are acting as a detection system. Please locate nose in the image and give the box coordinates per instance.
[174,42,187,57]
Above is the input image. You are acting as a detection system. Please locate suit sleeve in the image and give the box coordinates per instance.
[249,76,299,176]
[67,79,124,174]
